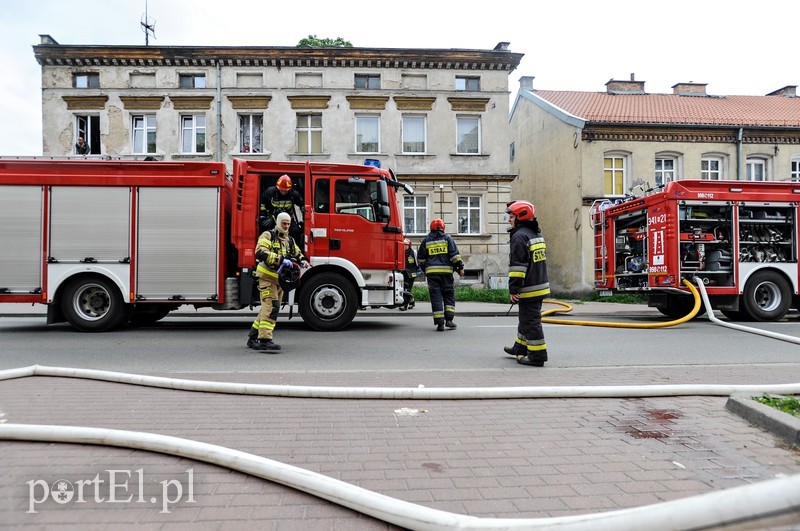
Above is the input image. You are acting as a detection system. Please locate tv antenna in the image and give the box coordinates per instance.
[141,0,156,46]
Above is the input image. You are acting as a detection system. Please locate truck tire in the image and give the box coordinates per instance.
[741,270,791,322]
[61,276,129,332]
[298,272,358,331]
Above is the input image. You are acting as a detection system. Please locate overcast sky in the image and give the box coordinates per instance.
[2,0,797,156]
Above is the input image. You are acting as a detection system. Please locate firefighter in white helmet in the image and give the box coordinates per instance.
[248,212,309,352]
[504,200,550,367]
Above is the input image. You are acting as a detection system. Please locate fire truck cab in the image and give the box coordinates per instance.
[592,179,800,321]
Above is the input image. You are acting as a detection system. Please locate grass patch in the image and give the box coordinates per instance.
[410,285,646,305]
[753,394,800,418]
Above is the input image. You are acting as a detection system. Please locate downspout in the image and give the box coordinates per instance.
[737,127,744,180]
[216,61,222,162]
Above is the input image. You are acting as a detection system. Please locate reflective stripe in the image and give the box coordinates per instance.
[256,264,278,279]
[445,306,455,314]
[526,343,547,352]
[509,271,526,278]
[432,312,444,319]
[450,254,462,264]
[425,266,453,274]
[519,287,550,298]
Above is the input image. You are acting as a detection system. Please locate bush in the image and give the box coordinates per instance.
[411,285,646,305]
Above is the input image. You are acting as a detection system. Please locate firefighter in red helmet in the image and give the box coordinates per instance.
[417,218,464,331]
[504,200,550,366]
[260,174,304,242]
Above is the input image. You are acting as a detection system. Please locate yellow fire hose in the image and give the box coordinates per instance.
[540,278,701,328]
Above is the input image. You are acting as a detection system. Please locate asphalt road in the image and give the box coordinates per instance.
[1,311,799,373]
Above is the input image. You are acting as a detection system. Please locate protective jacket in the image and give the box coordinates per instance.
[417,229,463,275]
[260,186,303,223]
[255,229,305,282]
[404,247,422,280]
[508,220,550,299]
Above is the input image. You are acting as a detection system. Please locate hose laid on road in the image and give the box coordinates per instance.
[540,279,701,328]
[0,423,798,531]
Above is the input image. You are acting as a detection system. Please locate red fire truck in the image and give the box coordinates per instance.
[591,179,800,321]
[0,158,411,331]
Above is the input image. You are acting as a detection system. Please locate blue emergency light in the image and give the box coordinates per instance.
[363,159,381,168]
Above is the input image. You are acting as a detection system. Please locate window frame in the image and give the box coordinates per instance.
[354,74,381,90]
[355,114,380,154]
[456,194,482,235]
[74,114,101,155]
[603,153,629,197]
[238,113,264,153]
[654,154,679,187]
[456,115,480,155]
[74,73,100,89]
[178,73,206,89]
[701,156,724,180]
[296,113,323,154]
[791,156,800,182]
[455,76,480,91]
[403,194,428,236]
[131,114,157,155]
[746,157,768,181]
[180,114,206,154]
[401,115,427,154]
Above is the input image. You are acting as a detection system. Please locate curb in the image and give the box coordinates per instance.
[725,393,800,449]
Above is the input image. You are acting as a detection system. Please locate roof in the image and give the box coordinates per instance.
[530,90,800,128]
[33,41,523,72]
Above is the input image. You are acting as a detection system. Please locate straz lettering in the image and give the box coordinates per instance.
[532,249,546,262]
[427,242,448,255]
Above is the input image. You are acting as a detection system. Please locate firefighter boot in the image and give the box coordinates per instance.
[246,328,258,349]
[516,355,545,367]
[504,346,518,357]
[252,338,282,352]
[445,320,457,329]
[408,296,415,309]
[436,321,445,332]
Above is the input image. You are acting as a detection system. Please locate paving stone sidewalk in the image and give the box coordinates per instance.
[1,364,799,530]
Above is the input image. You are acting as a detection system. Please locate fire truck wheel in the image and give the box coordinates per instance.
[742,270,791,322]
[61,275,129,332]
[298,272,358,331]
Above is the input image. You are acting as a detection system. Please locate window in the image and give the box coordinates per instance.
[403,195,428,235]
[456,116,480,154]
[334,179,379,221]
[746,157,767,181]
[74,73,99,89]
[402,115,426,154]
[603,154,627,196]
[355,74,380,89]
[792,156,800,182]
[510,142,515,162]
[181,114,206,154]
[132,114,156,154]
[239,114,263,153]
[179,74,206,89]
[75,115,100,155]
[296,113,322,154]
[457,195,481,234]
[701,157,723,180]
[654,157,676,187]
[355,115,380,153]
[455,76,480,91]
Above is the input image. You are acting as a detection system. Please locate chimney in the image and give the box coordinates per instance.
[766,85,797,97]
[39,34,59,45]
[493,42,510,51]
[672,82,708,96]
[519,76,534,91]
[606,74,645,95]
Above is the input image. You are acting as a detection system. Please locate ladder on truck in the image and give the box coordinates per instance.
[590,199,613,286]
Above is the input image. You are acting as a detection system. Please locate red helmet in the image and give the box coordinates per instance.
[506,200,535,221]
[430,218,445,231]
[277,174,293,191]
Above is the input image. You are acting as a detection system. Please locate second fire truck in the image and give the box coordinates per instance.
[592,179,800,321]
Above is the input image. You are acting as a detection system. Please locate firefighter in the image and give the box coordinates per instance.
[417,219,464,331]
[260,174,304,243]
[248,212,309,352]
[399,238,421,311]
[503,200,550,367]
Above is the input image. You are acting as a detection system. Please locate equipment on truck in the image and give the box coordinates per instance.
[591,180,800,322]
[0,158,413,332]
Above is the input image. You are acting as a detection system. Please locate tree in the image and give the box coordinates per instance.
[297,35,353,48]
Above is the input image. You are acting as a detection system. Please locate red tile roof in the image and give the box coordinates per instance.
[532,90,800,128]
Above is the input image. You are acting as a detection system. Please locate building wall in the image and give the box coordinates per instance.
[37,42,521,284]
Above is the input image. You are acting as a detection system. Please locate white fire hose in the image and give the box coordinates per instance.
[1,364,799,530]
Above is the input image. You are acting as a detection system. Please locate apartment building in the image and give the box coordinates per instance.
[510,75,800,296]
[33,35,522,285]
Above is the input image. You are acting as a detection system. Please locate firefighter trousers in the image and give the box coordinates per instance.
[250,277,283,340]
[427,273,455,324]
[512,297,548,362]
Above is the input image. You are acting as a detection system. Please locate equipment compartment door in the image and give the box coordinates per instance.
[136,187,220,301]
[0,186,42,293]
